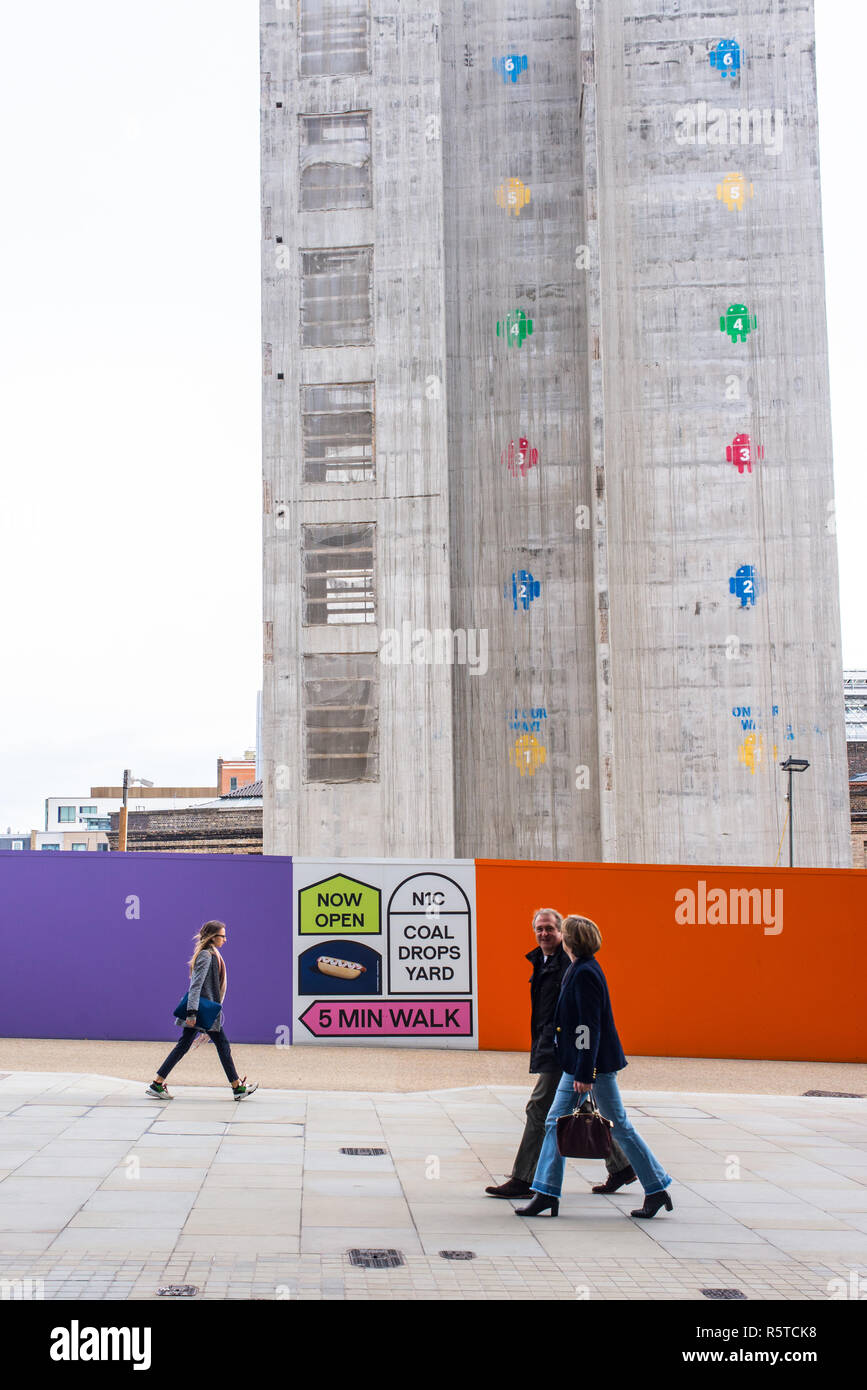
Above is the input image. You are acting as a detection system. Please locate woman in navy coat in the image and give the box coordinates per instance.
[517,914,674,1219]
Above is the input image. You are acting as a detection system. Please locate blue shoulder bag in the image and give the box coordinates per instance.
[173,992,221,1030]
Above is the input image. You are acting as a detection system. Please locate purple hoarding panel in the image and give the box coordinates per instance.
[0,852,292,1044]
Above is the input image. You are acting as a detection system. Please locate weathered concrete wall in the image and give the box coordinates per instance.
[440,0,601,861]
[587,0,850,866]
[261,2,455,857]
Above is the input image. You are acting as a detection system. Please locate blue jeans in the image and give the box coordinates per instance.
[532,1070,672,1199]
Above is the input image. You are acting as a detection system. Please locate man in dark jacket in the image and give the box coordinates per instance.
[485,908,633,1198]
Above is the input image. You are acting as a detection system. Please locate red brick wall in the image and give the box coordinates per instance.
[217,760,257,794]
[847,742,867,777]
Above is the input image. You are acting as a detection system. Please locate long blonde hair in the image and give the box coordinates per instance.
[188,920,226,974]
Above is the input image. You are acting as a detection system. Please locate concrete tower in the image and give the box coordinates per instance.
[260,0,850,868]
[261,0,455,859]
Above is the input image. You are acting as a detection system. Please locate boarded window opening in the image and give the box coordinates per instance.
[301,247,373,348]
[302,383,374,483]
[299,0,370,77]
[301,113,371,212]
[304,652,379,783]
[303,522,375,625]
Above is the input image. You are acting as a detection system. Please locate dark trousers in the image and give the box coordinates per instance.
[157,1026,239,1085]
[511,1071,631,1183]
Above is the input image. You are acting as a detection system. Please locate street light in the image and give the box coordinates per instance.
[118,770,154,852]
[779,756,810,868]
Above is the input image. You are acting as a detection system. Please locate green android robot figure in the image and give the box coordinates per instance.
[720,303,757,343]
[496,308,533,347]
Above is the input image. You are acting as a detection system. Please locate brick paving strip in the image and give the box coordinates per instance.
[0,1039,865,1096]
[0,1071,865,1301]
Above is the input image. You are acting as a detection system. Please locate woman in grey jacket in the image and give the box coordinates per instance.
[146,920,258,1101]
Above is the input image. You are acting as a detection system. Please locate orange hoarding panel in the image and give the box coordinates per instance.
[475,860,866,1063]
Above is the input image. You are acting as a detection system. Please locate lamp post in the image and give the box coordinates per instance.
[779,756,810,868]
[117,770,154,852]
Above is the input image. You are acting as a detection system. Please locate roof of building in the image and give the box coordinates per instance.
[220,780,263,800]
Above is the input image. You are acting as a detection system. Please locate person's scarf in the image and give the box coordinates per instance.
[214,948,227,1001]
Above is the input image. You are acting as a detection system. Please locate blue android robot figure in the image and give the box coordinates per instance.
[710,39,741,78]
[729,564,757,608]
[493,54,528,85]
[507,570,541,611]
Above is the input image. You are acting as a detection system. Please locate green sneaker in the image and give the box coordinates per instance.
[232,1078,259,1101]
[145,1081,173,1099]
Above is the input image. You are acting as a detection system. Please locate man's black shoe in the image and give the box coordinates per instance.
[591,1165,637,1194]
[485,1178,535,1199]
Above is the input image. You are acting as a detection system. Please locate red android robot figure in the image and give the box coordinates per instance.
[502,436,539,478]
[726,432,764,475]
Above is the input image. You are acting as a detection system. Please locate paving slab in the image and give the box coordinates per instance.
[99,1168,207,1192]
[120,1147,219,1169]
[200,1165,302,1189]
[192,1189,302,1212]
[181,1210,299,1236]
[0,1180,103,1222]
[79,1191,196,1217]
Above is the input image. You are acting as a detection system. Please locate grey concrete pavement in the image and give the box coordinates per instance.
[0,1070,865,1300]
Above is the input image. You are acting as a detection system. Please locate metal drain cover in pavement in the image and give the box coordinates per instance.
[348,1249,405,1269]
[803,1090,864,1098]
[439,1250,476,1260]
[157,1285,199,1297]
[701,1288,747,1301]
[340,1146,387,1156]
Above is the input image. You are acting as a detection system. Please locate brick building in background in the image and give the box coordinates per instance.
[217,752,257,795]
[27,755,256,854]
[107,781,263,854]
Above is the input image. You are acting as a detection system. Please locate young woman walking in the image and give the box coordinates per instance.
[146,920,258,1101]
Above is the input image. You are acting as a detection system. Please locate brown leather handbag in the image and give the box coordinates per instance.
[556,1095,614,1160]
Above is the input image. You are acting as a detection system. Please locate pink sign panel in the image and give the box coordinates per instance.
[299,999,473,1038]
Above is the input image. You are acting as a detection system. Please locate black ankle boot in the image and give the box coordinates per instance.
[630,1189,673,1219]
[516,1193,559,1218]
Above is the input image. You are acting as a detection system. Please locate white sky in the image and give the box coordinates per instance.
[0,1,862,833]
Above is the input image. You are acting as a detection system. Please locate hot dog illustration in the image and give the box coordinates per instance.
[315,955,367,981]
